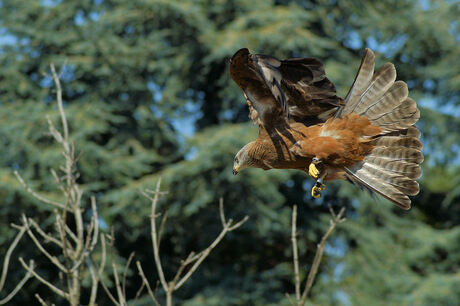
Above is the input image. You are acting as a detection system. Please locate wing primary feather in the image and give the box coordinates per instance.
[251,55,289,118]
[336,48,375,118]
[273,77,289,119]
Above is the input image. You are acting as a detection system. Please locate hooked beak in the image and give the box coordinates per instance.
[233,165,239,175]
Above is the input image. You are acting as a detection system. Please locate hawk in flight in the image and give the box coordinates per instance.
[230,48,422,209]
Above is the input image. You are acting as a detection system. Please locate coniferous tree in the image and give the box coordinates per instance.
[0,0,459,304]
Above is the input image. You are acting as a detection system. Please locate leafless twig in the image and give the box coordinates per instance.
[122,252,135,301]
[97,235,123,306]
[13,63,105,306]
[19,257,68,299]
[0,223,34,304]
[0,225,27,293]
[14,171,65,209]
[140,180,249,306]
[291,205,301,301]
[136,261,161,306]
[0,234,33,305]
[28,218,63,247]
[108,233,127,306]
[21,215,69,273]
[290,205,346,305]
[35,293,49,306]
[50,63,69,145]
[147,178,168,295]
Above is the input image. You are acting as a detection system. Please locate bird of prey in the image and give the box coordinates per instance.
[230,48,422,209]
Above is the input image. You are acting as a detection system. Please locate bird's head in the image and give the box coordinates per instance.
[233,142,256,175]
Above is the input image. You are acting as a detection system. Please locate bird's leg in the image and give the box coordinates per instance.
[308,163,320,179]
[308,157,322,179]
[309,157,327,199]
[311,176,326,199]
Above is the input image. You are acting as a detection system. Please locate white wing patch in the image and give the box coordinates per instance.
[261,66,282,84]
[261,66,273,81]
[319,128,341,139]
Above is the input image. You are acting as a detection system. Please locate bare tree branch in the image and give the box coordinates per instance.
[19,257,69,299]
[98,232,138,306]
[141,180,249,306]
[14,171,65,209]
[55,214,78,247]
[136,261,161,306]
[296,206,346,305]
[0,259,34,305]
[285,292,295,306]
[170,252,195,287]
[148,178,169,294]
[0,225,27,292]
[110,241,126,306]
[46,116,64,144]
[12,63,107,306]
[87,257,99,306]
[22,215,69,273]
[89,197,99,252]
[291,205,301,302]
[99,280,121,306]
[27,218,62,248]
[50,63,69,144]
[133,277,145,304]
[99,234,107,277]
[157,209,169,249]
[174,206,248,290]
[122,252,135,301]
[35,293,49,306]
[219,197,227,227]
[96,234,122,306]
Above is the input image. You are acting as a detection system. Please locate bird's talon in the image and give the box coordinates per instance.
[308,163,320,179]
[311,182,326,199]
[312,185,321,198]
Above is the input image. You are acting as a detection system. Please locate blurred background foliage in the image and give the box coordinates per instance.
[0,0,459,305]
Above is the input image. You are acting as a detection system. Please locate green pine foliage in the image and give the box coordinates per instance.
[0,0,459,304]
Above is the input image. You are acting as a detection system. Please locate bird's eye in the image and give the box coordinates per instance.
[234,157,239,163]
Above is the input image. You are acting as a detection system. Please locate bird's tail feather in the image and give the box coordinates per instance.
[345,126,423,209]
[341,49,423,209]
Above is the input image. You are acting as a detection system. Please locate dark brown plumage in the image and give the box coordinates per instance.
[231,48,423,209]
[229,48,343,126]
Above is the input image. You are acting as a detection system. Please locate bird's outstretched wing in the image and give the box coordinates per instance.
[248,53,289,117]
[277,57,343,124]
[230,47,423,209]
[229,48,342,127]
